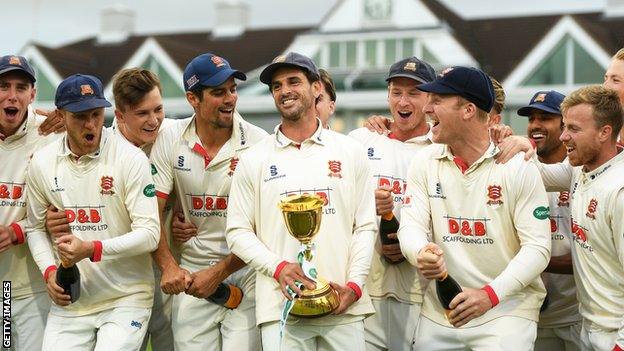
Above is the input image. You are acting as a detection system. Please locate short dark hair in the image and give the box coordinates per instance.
[112,68,162,111]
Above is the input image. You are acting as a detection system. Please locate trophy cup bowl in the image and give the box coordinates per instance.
[278,194,340,318]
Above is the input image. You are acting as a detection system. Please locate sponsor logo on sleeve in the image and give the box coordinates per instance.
[151,164,158,175]
[533,206,549,220]
[143,184,156,197]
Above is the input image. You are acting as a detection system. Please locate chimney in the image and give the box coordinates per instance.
[605,0,624,17]
[97,4,135,44]
[212,0,249,39]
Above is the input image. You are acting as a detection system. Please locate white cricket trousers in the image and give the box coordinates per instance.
[2,292,50,351]
[364,297,421,351]
[580,319,620,351]
[261,319,366,351]
[535,323,581,351]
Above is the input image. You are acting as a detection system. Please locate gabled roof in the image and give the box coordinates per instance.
[421,0,560,80]
[573,13,624,55]
[32,27,312,85]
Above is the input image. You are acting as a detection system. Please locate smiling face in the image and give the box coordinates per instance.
[388,77,428,134]
[63,108,105,157]
[270,67,320,122]
[604,58,624,104]
[187,77,238,129]
[527,110,564,159]
[0,72,35,137]
[422,93,464,145]
[115,87,164,146]
[560,104,604,169]
[315,82,335,127]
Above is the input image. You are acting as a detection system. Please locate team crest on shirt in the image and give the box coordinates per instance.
[327,160,342,178]
[228,157,239,176]
[557,191,570,207]
[100,176,115,195]
[486,185,503,207]
[585,198,597,219]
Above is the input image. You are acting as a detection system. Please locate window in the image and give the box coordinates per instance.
[522,35,603,86]
[384,39,396,65]
[140,55,184,98]
[329,42,341,68]
[365,40,377,67]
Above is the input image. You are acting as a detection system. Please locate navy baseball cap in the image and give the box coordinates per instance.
[183,53,246,91]
[418,66,494,112]
[55,74,112,113]
[259,52,319,85]
[517,90,565,116]
[0,55,36,83]
[386,57,435,84]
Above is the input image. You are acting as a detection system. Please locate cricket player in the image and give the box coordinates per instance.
[398,66,551,350]
[603,48,624,142]
[42,68,179,351]
[0,55,58,351]
[226,52,377,350]
[316,68,336,128]
[517,90,581,351]
[500,85,624,351]
[348,56,435,351]
[25,73,160,351]
[150,53,267,350]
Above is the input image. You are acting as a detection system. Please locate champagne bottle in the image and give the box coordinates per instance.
[379,212,405,264]
[56,260,81,303]
[207,283,243,309]
[436,272,462,314]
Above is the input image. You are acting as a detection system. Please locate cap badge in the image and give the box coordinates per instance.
[534,93,546,102]
[211,56,226,68]
[186,75,199,89]
[9,56,21,66]
[80,85,94,96]
[273,55,286,63]
[404,62,417,71]
[439,67,454,77]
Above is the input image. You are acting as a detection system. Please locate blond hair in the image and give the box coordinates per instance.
[489,77,505,114]
[561,85,623,141]
[613,48,624,61]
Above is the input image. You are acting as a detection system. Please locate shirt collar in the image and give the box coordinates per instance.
[434,142,499,173]
[274,118,325,149]
[581,147,624,182]
[59,127,109,160]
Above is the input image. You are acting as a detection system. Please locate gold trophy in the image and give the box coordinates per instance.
[278,194,340,317]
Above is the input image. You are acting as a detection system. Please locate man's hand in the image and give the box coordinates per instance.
[36,108,65,135]
[416,243,446,280]
[46,206,70,239]
[488,123,513,145]
[447,287,493,327]
[495,136,535,164]
[171,213,197,244]
[186,266,224,299]
[0,225,17,254]
[375,185,394,216]
[277,262,316,299]
[46,269,71,306]
[330,282,358,315]
[160,263,193,295]
[381,233,405,263]
[364,115,392,134]
[56,235,93,266]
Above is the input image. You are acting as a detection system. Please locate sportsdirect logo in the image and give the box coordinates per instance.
[143,184,156,197]
[533,206,549,220]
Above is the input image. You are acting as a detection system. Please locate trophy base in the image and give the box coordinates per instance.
[290,279,340,318]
